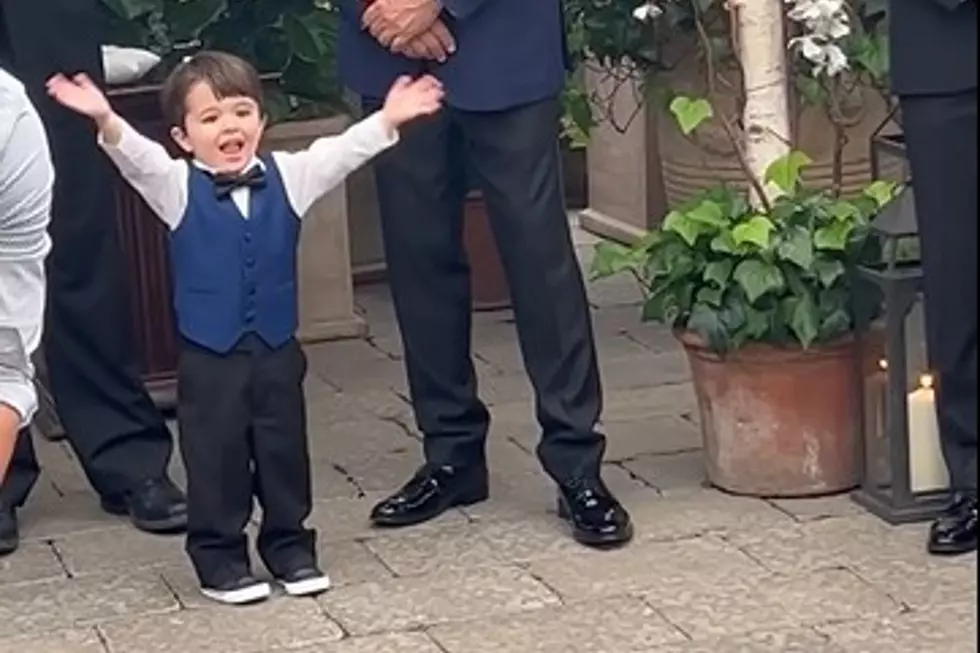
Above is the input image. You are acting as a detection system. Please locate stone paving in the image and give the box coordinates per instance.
[1,224,976,652]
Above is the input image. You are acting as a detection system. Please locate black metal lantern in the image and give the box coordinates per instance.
[851,185,952,524]
[868,106,910,186]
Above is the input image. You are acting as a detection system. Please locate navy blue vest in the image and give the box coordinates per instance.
[169,156,300,354]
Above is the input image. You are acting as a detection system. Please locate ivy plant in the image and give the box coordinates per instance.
[98,0,344,122]
[592,156,895,353]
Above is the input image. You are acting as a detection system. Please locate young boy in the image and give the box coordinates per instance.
[46,51,443,605]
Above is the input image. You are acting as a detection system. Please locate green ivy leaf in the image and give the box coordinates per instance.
[687,200,728,228]
[743,306,770,339]
[696,286,725,307]
[283,12,327,63]
[863,180,898,208]
[590,241,634,280]
[164,0,228,38]
[785,292,820,348]
[829,200,860,222]
[814,220,854,251]
[710,231,738,254]
[813,259,846,288]
[703,260,734,287]
[687,302,729,352]
[732,215,776,250]
[642,284,691,326]
[776,225,815,271]
[733,260,785,304]
[795,76,827,106]
[764,151,813,196]
[101,0,158,20]
[642,288,677,323]
[668,96,714,136]
[663,210,704,247]
[820,308,852,339]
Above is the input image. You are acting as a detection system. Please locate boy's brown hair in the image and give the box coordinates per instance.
[160,51,264,129]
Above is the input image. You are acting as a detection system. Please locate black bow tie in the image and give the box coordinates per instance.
[212,166,266,199]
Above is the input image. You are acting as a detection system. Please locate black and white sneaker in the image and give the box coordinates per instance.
[200,575,272,605]
[277,567,332,597]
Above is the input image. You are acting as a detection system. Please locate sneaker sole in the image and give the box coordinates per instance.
[200,582,272,605]
[280,575,332,597]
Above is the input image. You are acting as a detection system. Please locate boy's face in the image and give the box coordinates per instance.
[170,81,266,173]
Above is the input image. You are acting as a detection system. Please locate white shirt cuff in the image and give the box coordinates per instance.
[357,111,400,151]
[0,381,37,429]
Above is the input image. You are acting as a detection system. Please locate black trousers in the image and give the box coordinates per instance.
[0,0,173,508]
[900,90,978,494]
[366,96,606,483]
[178,335,315,586]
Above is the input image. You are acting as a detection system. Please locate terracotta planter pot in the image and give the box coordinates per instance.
[464,192,511,311]
[678,332,862,497]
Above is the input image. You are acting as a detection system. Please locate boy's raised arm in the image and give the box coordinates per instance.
[46,73,188,230]
[273,74,443,218]
[272,111,399,219]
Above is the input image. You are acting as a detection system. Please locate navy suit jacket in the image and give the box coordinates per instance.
[889,0,977,95]
[337,0,568,111]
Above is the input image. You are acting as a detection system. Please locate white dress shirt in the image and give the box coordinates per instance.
[100,111,399,228]
[0,67,54,427]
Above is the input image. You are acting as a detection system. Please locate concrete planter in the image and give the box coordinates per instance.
[261,116,367,343]
[582,59,901,246]
[579,66,669,245]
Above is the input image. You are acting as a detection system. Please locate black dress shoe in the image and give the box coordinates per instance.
[370,464,489,528]
[928,493,978,556]
[557,479,634,548]
[101,477,188,534]
[0,504,18,557]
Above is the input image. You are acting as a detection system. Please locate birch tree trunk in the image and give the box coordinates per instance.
[737,0,791,203]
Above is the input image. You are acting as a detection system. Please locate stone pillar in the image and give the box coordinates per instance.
[579,66,668,245]
[261,116,367,343]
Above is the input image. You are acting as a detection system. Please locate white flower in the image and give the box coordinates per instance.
[823,43,849,76]
[633,1,663,22]
[786,0,852,77]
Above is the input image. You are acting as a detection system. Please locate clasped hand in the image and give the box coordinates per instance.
[362,0,456,63]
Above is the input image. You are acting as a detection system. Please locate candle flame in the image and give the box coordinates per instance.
[878,359,888,370]
[920,374,934,389]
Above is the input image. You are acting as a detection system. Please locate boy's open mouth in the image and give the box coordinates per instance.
[219,138,246,155]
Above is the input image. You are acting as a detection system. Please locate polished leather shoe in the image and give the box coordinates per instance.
[928,493,977,556]
[0,504,18,557]
[101,477,188,534]
[557,479,634,548]
[370,464,489,528]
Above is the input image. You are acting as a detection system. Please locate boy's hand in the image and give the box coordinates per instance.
[46,73,113,124]
[46,73,122,143]
[380,75,445,130]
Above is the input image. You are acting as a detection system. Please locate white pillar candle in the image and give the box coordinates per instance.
[907,374,950,493]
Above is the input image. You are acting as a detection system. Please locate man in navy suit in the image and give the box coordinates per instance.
[890,0,977,556]
[337,0,633,547]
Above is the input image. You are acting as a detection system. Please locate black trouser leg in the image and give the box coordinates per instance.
[0,429,40,509]
[178,341,253,587]
[901,90,978,494]
[459,98,606,483]
[368,103,490,468]
[2,0,173,499]
[250,338,316,576]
